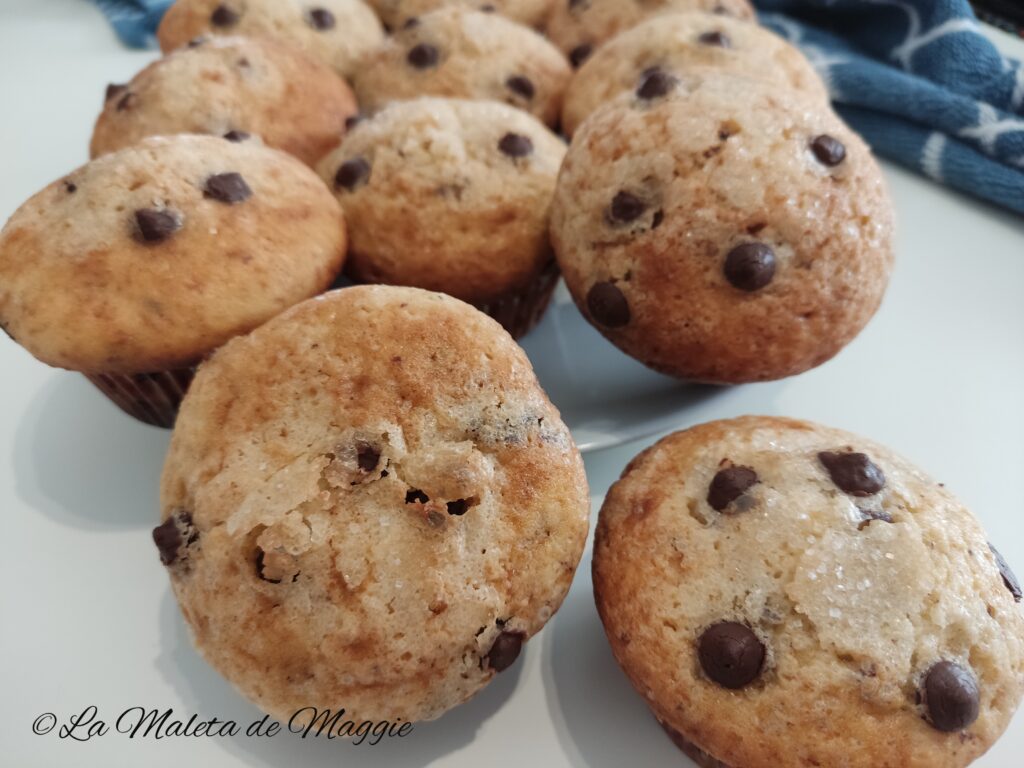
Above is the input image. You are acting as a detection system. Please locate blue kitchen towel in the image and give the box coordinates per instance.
[93,0,173,49]
[756,0,1024,214]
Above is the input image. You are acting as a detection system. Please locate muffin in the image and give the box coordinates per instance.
[0,135,346,427]
[157,0,384,78]
[156,285,590,723]
[91,37,357,166]
[353,8,571,129]
[594,416,1024,768]
[551,70,894,383]
[545,0,756,69]
[318,98,566,337]
[369,0,554,29]
[562,12,828,136]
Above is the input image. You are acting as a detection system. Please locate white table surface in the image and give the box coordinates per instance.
[1,1,1022,766]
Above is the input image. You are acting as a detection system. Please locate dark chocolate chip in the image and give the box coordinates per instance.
[447,499,469,516]
[356,442,380,472]
[698,31,731,48]
[334,157,371,191]
[818,451,886,497]
[569,43,593,68]
[607,191,646,224]
[203,172,252,204]
[116,92,137,111]
[306,7,336,30]
[921,661,980,732]
[990,544,1022,602]
[498,133,534,158]
[636,68,676,100]
[406,489,429,504]
[811,134,847,167]
[479,4,496,11]
[484,631,525,672]
[152,510,195,566]
[724,242,776,292]
[105,83,127,102]
[210,4,239,27]
[344,114,364,130]
[587,281,630,328]
[134,209,182,244]
[64,180,77,194]
[698,621,765,689]
[407,43,440,69]
[707,466,758,512]
[222,130,250,142]
[506,74,535,100]
[568,0,586,10]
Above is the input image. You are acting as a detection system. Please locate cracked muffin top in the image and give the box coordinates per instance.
[593,416,1024,768]
[91,36,357,167]
[157,0,384,78]
[0,135,345,374]
[551,69,893,384]
[157,285,590,723]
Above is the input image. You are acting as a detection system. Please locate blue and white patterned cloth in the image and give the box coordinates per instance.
[94,0,1024,213]
[93,0,173,49]
[757,0,1024,214]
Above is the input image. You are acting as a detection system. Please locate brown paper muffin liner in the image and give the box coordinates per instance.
[660,720,732,768]
[474,260,560,339]
[84,367,196,428]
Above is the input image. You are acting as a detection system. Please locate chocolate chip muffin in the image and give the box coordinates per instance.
[91,37,357,167]
[157,285,590,724]
[352,8,571,129]
[594,416,1024,768]
[545,0,755,69]
[157,0,384,78]
[562,12,828,136]
[0,135,345,427]
[369,0,553,29]
[317,97,566,337]
[551,70,894,383]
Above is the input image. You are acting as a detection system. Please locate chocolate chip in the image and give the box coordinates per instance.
[811,134,846,167]
[707,466,758,512]
[356,442,380,472]
[484,630,525,672]
[334,157,371,191]
[990,544,1022,602]
[698,31,731,48]
[306,7,335,30]
[636,68,676,100]
[922,661,980,732]
[210,4,239,27]
[569,43,593,68]
[203,172,252,204]
[498,133,533,158]
[134,209,182,244]
[447,499,469,516]
[587,281,630,328]
[568,0,586,10]
[479,4,495,11]
[698,622,765,689]
[818,451,886,497]
[506,75,535,100]
[105,83,127,102]
[152,510,196,566]
[607,191,646,224]
[116,92,137,111]
[64,180,77,194]
[406,489,429,504]
[407,43,439,69]
[222,130,250,142]
[344,114,364,130]
[724,242,776,292]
